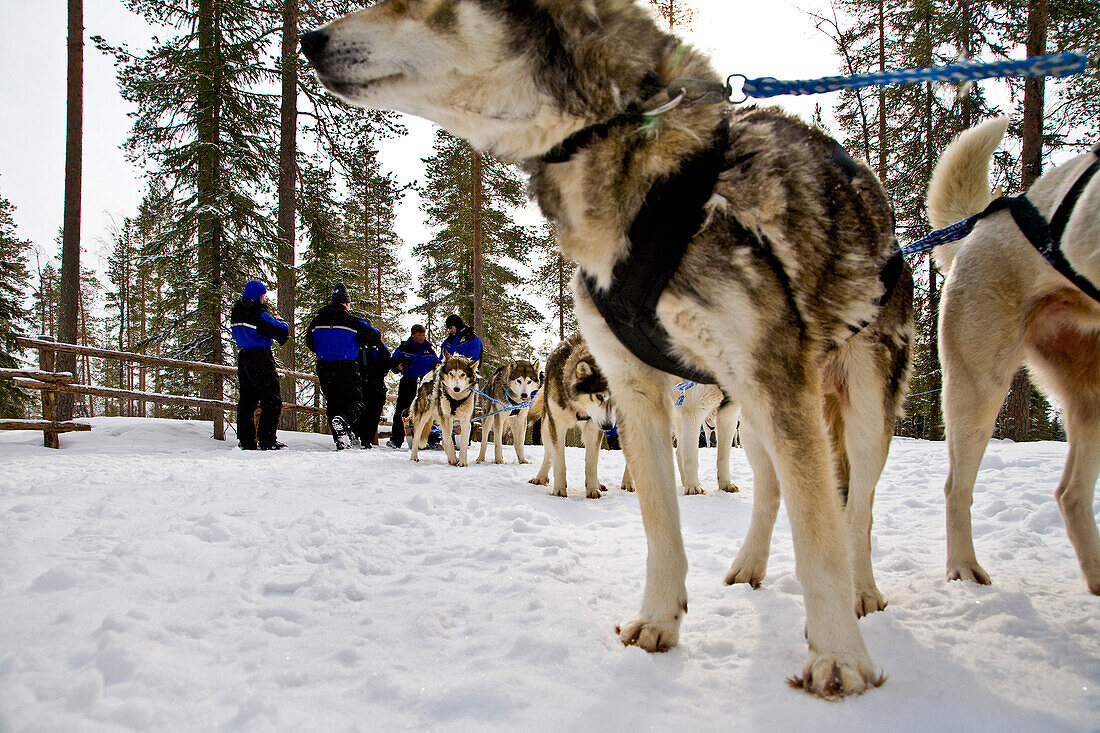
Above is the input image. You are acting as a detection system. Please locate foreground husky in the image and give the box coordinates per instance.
[409,355,479,466]
[303,0,912,697]
[527,334,614,499]
[671,382,739,495]
[927,118,1100,594]
[476,359,540,465]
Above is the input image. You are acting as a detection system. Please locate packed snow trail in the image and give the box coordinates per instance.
[1,418,1097,731]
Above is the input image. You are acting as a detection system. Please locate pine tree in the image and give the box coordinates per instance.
[415,130,542,367]
[532,223,576,343]
[648,0,694,32]
[0,185,32,417]
[58,0,84,420]
[96,0,281,429]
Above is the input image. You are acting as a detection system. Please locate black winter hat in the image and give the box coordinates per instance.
[444,314,464,331]
[331,283,350,304]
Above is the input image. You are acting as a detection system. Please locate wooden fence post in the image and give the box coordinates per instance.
[38,336,59,449]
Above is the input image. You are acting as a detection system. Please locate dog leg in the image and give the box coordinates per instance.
[678,408,705,495]
[476,419,490,463]
[742,385,880,698]
[458,417,471,467]
[493,413,506,464]
[715,401,739,493]
[581,420,606,498]
[442,419,460,467]
[1056,401,1100,594]
[941,286,1023,585]
[838,350,893,617]
[528,414,553,486]
[726,418,777,588]
[621,463,635,492]
[409,415,426,462]
[512,411,530,464]
[548,416,569,497]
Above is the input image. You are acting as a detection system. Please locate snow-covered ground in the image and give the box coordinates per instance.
[1,417,1097,731]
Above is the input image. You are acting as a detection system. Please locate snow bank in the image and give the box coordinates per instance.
[0,418,1096,731]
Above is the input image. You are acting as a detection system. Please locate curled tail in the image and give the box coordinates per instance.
[527,388,545,423]
[926,117,1009,270]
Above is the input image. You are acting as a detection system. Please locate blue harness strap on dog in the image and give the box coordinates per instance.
[907,148,1100,304]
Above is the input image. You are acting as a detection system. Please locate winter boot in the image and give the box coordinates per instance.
[385,438,402,450]
[259,440,286,451]
[239,442,258,451]
[331,416,358,450]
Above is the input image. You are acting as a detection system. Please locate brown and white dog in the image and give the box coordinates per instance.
[301,0,913,697]
[927,117,1100,594]
[409,354,480,466]
[476,358,540,465]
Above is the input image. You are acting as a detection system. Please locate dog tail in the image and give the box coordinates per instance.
[926,116,1009,270]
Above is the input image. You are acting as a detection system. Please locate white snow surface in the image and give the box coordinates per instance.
[1,417,1097,731]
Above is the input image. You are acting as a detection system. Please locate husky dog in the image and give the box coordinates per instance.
[476,359,541,465]
[671,382,739,495]
[527,334,614,499]
[409,354,480,466]
[302,0,913,697]
[927,117,1100,594]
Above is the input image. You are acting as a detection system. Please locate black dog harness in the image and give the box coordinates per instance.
[572,122,904,384]
[958,147,1100,304]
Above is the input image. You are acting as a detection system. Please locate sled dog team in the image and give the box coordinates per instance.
[300,0,1098,700]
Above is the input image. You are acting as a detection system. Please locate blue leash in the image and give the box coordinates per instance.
[674,381,696,407]
[470,387,533,423]
[738,52,1094,100]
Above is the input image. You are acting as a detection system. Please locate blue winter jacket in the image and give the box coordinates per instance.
[230,298,289,350]
[440,326,482,362]
[391,338,441,379]
[305,304,383,361]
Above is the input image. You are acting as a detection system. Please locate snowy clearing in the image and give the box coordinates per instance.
[1,418,1097,731]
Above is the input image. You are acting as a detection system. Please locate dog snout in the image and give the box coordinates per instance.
[520,393,528,400]
[299,30,329,61]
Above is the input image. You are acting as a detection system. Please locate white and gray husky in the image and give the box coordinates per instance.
[476,359,540,465]
[527,334,614,499]
[409,354,479,467]
[303,0,913,697]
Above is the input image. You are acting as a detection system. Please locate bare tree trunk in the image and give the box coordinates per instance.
[877,0,887,182]
[471,150,484,339]
[558,256,565,341]
[277,0,298,431]
[921,7,943,441]
[1003,0,1049,442]
[57,0,84,420]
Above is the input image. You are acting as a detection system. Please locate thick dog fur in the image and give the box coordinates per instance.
[476,359,540,464]
[305,0,913,697]
[409,355,480,466]
[927,118,1100,594]
[527,333,615,498]
[671,383,739,495]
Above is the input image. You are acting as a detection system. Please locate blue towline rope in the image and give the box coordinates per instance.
[902,215,981,256]
[470,387,533,423]
[740,52,1094,99]
[675,381,696,407]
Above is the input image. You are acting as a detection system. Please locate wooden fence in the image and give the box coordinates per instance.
[2,335,335,448]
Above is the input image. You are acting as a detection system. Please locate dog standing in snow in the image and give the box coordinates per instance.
[301,0,913,696]
[927,117,1100,594]
[476,359,540,465]
[409,355,479,467]
[670,382,739,495]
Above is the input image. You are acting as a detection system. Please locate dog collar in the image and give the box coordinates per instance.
[444,388,473,411]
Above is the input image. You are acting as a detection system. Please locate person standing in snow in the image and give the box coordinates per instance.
[230,280,289,451]
[305,283,387,450]
[356,319,391,447]
[386,323,441,449]
[439,313,482,362]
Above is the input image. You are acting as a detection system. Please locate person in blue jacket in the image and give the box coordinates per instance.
[305,283,387,449]
[440,314,482,362]
[230,281,289,450]
[385,323,441,449]
[356,322,390,447]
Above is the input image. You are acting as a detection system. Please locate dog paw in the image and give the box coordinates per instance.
[724,554,767,589]
[528,475,548,486]
[617,615,681,653]
[551,487,568,498]
[448,457,460,467]
[475,458,485,464]
[493,458,504,465]
[719,481,739,493]
[788,652,884,700]
[457,460,468,467]
[620,483,635,492]
[683,484,705,496]
[518,459,531,465]
[855,587,888,617]
[946,561,991,585]
[585,485,603,499]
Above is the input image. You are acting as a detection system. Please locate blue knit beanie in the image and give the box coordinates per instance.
[243,281,267,301]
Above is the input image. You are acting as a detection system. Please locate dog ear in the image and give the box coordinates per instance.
[532,359,540,373]
[472,358,480,375]
[576,361,592,379]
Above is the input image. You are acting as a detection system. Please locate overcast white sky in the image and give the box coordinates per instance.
[0,0,839,304]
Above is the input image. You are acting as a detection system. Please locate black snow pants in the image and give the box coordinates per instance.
[357,366,387,446]
[237,348,283,446]
[389,374,419,447]
[317,359,364,444]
